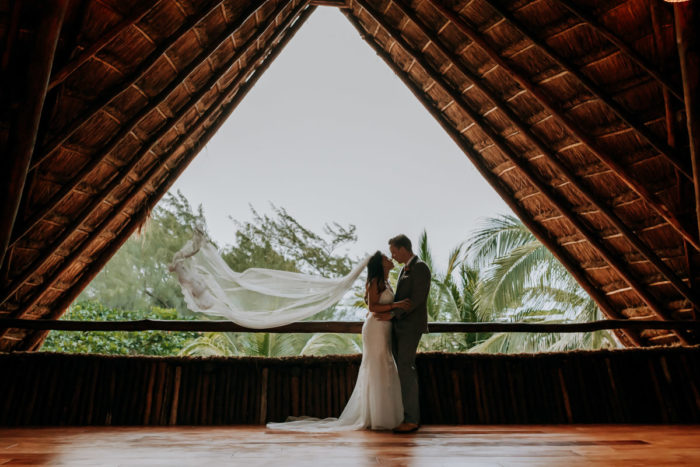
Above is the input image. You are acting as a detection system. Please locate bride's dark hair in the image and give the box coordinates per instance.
[366,251,386,294]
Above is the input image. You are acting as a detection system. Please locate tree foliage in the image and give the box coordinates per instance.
[40,302,201,355]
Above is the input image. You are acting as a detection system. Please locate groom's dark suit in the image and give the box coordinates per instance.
[391,255,430,425]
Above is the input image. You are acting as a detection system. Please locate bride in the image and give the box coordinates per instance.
[267,251,410,432]
[170,233,411,431]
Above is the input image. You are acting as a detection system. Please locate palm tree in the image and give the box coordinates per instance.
[414,231,492,351]
[466,215,618,353]
[180,331,362,357]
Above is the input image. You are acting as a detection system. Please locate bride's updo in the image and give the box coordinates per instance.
[366,251,386,294]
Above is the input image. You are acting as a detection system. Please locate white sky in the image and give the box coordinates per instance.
[170,7,513,271]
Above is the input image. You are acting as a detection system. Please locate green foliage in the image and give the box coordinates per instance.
[466,215,619,353]
[46,190,618,356]
[221,204,356,277]
[40,301,201,355]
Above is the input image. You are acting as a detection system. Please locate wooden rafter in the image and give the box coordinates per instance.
[473,0,690,180]
[32,0,226,167]
[555,0,684,101]
[342,8,643,347]
[0,0,298,310]
[397,1,700,315]
[10,0,272,248]
[0,0,68,271]
[422,0,699,253]
[48,1,163,90]
[16,3,317,350]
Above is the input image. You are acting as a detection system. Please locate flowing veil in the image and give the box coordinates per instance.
[170,229,370,328]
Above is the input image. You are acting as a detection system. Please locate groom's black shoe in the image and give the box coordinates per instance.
[393,422,419,434]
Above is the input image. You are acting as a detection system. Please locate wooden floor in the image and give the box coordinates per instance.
[1,425,699,466]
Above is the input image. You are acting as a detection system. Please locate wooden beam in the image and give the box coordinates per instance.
[16,3,317,352]
[10,0,273,247]
[423,0,700,252]
[398,1,700,318]
[2,318,698,334]
[342,9,643,347]
[475,0,690,180]
[32,0,226,166]
[0,0,301,310]
[0,0,68,270]
[48,1,163,90]
[674,1,700,244]
[555,0,684,101]
[354,0,687,344]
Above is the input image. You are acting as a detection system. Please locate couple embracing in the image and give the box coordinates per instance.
[267,234,431,433]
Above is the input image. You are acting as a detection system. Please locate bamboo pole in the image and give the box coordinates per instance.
[342,9,642,347]
[0,0,305,313]
[424,0,699,252]
[34,0,227,162]
[555,0,683,101]
[400,0,700,315]
[0,0,68,269]
[11,0,274,247]
[351,0,685,342]
[2,317,699,333]
[674,1,700,243]
[48,1,163,90]
[473,0,689,178]
[13,4,317,352]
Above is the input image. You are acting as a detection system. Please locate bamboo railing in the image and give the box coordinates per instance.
[1,318,699,334]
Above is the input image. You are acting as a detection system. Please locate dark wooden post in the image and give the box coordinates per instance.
[0,0,68,267]
[674,1,700,242]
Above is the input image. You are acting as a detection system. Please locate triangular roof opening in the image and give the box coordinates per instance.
[171,6,513,261]
[1,0,697,350]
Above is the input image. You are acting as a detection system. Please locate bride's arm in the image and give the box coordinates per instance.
[366,280,394,313]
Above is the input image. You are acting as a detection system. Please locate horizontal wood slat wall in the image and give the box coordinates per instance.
[1,347,698,426]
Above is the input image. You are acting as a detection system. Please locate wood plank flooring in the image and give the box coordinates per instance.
[1,425,699,466]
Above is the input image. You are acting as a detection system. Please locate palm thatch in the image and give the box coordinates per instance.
[0,0,698,351]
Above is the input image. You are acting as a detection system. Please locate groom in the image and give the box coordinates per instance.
[374,234,430,433]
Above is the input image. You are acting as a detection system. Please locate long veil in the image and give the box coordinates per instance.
[170,230,370,328]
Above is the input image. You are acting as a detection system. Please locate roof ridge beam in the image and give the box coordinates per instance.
[396,0,700,311]
[342,9,643,348]
[353,0,688,342]
[14,3,317,351]
[12,0,273,247]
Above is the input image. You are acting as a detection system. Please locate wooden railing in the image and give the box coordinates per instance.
[1,318,699,334]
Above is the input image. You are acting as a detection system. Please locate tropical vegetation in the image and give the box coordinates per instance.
[40,191,618,356]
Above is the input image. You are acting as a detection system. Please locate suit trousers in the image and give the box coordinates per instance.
[391,325,422,424]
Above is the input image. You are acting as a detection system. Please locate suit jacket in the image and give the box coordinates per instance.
[392,256,431,334]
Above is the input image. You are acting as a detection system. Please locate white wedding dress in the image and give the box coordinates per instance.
[267,284,404,432]
[170,230,403,431]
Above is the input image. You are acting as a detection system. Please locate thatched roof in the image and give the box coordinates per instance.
[0,0,697,351]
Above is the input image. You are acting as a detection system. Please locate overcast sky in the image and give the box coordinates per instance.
[171,7,512,270]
